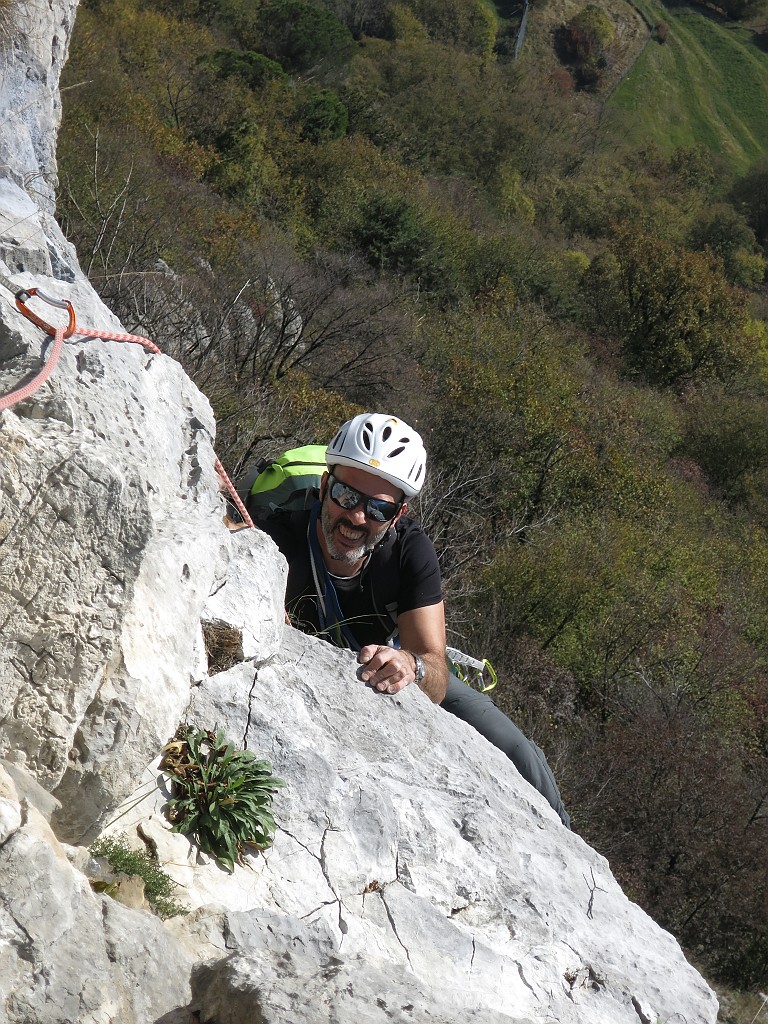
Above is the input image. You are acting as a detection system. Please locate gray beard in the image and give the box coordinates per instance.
[320,499,389,564]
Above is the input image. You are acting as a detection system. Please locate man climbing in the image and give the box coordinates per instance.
[258,412,571,828]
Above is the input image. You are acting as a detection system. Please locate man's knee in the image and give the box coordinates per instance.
[441,675,528,757]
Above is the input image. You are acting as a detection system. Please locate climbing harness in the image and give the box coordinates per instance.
[0,281,254,528]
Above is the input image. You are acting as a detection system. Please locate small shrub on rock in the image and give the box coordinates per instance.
[161,726,284,873]
[89,832,186,919]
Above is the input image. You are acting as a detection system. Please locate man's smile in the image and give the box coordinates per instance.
[335,520,367,545]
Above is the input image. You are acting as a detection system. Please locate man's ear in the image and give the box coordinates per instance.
[319,471,329,499]
[392,502,408,526]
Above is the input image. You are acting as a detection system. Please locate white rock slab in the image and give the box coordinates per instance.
[202,525,287,663]
[104,625,718,1024]
[0,764,194,1024]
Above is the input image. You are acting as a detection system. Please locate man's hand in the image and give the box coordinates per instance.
[356,604,448,704]
[357,645,418,695]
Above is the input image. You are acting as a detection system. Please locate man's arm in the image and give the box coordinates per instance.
[357,601,448,704]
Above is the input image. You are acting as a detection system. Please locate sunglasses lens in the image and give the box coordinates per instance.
[330,480,362,511]
[329,478,400,522]
[366,499,399,522]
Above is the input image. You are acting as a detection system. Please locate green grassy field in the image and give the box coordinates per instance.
[605,1,768,171]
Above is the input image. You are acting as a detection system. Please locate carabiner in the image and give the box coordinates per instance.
[15,287,77,339]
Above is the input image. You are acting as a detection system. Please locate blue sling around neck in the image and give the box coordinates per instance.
[307,500,364,652]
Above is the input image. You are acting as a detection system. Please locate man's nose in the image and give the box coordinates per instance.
[348,503,368,525]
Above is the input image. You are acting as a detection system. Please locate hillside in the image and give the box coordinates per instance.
[523,0,649,76]
[519,0,768,169]
[606,1,768,168]
[0,8,725,1023]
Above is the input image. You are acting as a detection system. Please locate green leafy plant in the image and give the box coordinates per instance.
[160,726,284,873]
[89,832,186,919]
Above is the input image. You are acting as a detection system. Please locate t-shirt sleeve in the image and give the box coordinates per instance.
[397,521,443,614]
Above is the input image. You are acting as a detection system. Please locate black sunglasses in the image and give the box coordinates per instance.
[327,474,403,523]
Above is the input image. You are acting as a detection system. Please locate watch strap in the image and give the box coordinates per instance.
[412,654,426,684]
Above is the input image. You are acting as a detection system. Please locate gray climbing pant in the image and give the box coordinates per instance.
[440,673,571,828]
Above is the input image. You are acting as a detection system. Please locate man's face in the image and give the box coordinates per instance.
[319,465,405,567]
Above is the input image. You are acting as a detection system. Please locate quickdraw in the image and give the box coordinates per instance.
[15,286,76,338]
[0,285,254,528]
[446,645,498,693]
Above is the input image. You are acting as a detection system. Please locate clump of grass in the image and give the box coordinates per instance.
[89,832,187,919]
[160,726,284,873]
[202,621,243,674]
[0,0,17,44]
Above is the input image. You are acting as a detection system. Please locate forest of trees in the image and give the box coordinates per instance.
[56,0,768,1008]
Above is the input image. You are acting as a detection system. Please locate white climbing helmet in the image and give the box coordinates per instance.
[326,413,427,497]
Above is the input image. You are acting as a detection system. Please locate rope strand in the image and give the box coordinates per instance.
[0,324,65,411]
[0,290,254,528]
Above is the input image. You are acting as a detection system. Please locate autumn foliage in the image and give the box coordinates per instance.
[57,0,768,997]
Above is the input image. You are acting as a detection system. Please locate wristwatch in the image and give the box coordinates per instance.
[412,654,426,685]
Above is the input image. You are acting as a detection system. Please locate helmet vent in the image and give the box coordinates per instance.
[389,446,405,459]
[382,425,392,441]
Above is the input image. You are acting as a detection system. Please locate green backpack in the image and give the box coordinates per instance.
[241,444,327,519]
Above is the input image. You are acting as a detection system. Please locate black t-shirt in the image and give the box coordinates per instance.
[259,508,443,648]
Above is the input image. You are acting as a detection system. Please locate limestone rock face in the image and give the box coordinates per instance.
[0,0,78,218]
[0,3,720,1024]
[0,214,244,840]
[107,625,716,1024]
[0,764,192,1023]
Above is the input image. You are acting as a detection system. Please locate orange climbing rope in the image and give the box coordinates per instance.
[0,323,65,411]
[0,289,73,412]
[1,286,254,528]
